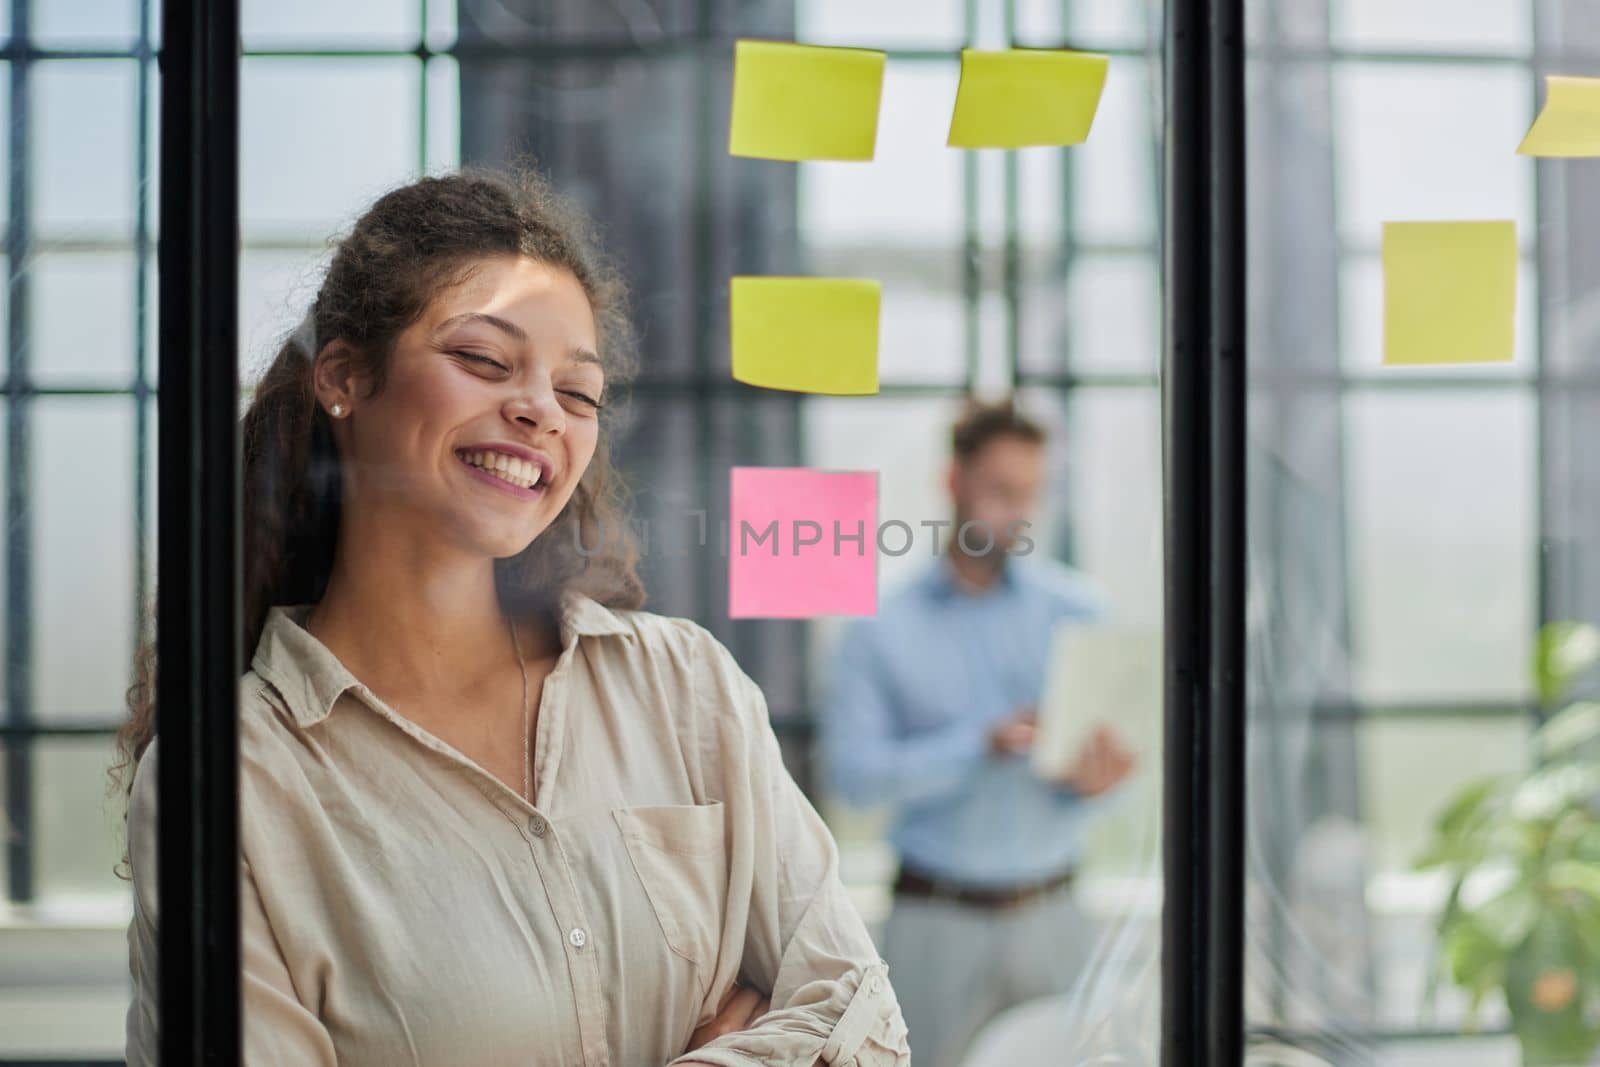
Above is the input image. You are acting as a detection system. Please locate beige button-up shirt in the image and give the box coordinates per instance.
[124,593,911,1066]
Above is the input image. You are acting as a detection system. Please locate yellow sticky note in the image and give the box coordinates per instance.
[1383,221,1516,367]
[1518,75,1600,157]
[948,48,1109,149]
[730,277,880,395]
[728,40,885,161]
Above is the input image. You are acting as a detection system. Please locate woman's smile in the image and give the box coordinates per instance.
[455,447,550,500]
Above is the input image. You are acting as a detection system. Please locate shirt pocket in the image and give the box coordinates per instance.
[612,802,730,976]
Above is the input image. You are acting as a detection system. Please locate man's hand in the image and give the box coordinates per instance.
[1059,724,1136,796]
[684,984,770,1055]
[988,705,1038,756]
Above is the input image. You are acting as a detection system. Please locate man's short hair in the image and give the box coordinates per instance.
[950,398,1046,463]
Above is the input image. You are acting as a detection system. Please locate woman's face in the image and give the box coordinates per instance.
[325,255,606,561]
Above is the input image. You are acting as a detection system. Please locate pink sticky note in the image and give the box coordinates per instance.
[728,467,878,619]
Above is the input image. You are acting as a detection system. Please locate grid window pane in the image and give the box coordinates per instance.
[143,63,160,238]
[32,60,138,238]
[241,58,421,239]
[799,60,962,251]
[1058,253,1158,375]
[425,0,457,51]
[1359,716,1529,878]
[1057,386,1162,623]
[1331,0,1531,53]
[1038,0,1153,49]
[32,253,136,386]
[876,285,967,386]
[33,736,128,902]
[1345,391,1536,703]
[1071,57,1158,247]
[425,55,460,173]
[1333,63,1534,249]
[240,247,325,372]
[797,0,966,48]
[33,398,136,723]
[32,0,140,50]
[242,0,420,49]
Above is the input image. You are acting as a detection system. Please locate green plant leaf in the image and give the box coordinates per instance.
[1424,875,1470,1016]
[1548,860,1600,903]
[1416,776,1507,869]
[1535,701,1600,760]
[1571,824,1600,864]
[1512,763,1600,823]
[1476,883,1542,950]
[1558,893,1600,960]
[1446,915,1509,992]
[1536,622,1600,707]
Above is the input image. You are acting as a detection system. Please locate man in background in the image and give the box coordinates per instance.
[821,398,1136,1067]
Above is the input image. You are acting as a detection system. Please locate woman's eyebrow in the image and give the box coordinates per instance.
[434,312,528,343]
[570,348,601,366]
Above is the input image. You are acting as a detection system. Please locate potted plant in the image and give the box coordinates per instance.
[1415,622,1600,1065]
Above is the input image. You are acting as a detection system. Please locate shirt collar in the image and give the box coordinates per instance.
[923,553,1020,601]
[252,589,634,728]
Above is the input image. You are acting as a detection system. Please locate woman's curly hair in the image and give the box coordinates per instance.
[111,166,645,814]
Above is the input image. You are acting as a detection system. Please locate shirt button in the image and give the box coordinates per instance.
[870,975,885,994]
[568,927,588,949]
[528,815,547,837]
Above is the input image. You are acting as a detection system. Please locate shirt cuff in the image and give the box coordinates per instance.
[670,960,907,1067]
[819,960,897,1064]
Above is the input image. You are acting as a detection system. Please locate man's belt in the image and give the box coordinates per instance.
[892,863,1076,911]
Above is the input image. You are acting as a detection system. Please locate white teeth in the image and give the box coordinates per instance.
[462,449,543,491]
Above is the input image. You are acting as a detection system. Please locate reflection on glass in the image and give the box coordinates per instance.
[5,1,1177,1062]
[1245,2,1590,1065]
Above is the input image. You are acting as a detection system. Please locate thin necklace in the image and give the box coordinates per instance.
[507,615,531,803]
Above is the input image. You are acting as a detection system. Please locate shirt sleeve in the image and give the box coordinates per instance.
[819,622,989,810]
[124,747,160,1067]
[123,740,339,1067]
[673,632,911,1067]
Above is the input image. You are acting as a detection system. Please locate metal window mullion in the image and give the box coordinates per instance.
[692,0,718,629]
[1529,0,1554,732]
[133,0,153,669]
[3,0,31,907]
[418,0,430,175]
[1205,0,1247,1056]
[156,0,242,1060]
[1162,0,1249,1060]
[1161,0,1210,1054]
[1002,0,1019,390]
[961,0,980,393]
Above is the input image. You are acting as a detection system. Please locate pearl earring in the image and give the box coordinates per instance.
[330,403,345,418]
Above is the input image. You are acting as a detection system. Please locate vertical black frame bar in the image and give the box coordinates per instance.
[1161,0,1210,1055]
[1163,0,1246,1062]
[3,0,32,906]
[157,0,242,1062]
[1206,0,1247,1059]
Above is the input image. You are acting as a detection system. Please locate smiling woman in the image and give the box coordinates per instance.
[110,169,911,1067]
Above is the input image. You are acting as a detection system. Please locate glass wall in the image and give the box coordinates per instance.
[9,0,1589,1064]
[1245,2,1586,1065]
[1,0,157,1058]
[0,0,450,1059]
[7,1,1165,1062]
